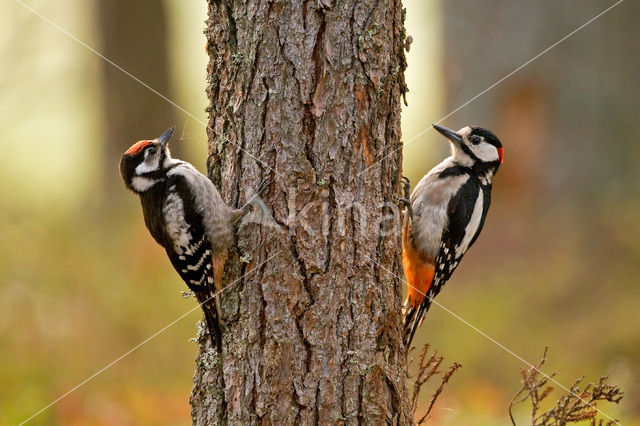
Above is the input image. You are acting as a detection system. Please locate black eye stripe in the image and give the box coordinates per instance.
[458,141,478,159]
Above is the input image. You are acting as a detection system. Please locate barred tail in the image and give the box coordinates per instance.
[402,297,433,349]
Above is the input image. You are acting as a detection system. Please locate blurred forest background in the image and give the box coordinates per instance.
[1,1,638,425]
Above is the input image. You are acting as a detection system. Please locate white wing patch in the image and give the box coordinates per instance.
[455,189,483,258]
[162,189,193,255]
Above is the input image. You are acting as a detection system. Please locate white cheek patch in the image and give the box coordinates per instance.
[131,176,157,192]
[470,142,499,163]
[135,152,160,174]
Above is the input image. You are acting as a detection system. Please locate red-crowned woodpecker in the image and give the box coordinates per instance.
[120,126,245,350]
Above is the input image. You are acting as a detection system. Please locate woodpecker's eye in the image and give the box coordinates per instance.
[147,147,157,155]
[470,135,481,145]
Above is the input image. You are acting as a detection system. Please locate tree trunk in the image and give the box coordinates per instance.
[192,0,411,424]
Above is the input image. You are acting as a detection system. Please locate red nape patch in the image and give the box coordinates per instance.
[124,140,152,156]
[497,147,504,164]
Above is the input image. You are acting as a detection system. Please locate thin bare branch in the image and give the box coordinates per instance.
[509,348,623,426]
[417,362,462,425]
[409,343,462,425]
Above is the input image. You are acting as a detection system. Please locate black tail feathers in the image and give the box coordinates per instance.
[195,293,222,352]
[401,298,432,350]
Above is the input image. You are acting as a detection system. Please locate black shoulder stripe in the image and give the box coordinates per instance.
[472,161,499,176]
[438,165,469,178]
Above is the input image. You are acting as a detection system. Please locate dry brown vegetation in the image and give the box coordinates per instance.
[509,348,623,426]
[409,343,462,424]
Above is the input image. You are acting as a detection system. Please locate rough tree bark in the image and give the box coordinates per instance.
[192,0,411,424]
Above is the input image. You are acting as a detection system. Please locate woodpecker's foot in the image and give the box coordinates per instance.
[393,195,413,218]
[394,176,413,218]
[401,176,411,200]
[206,152,216,181]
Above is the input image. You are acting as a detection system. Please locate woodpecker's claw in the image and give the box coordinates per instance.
[206,152,216,181]
[394,176,413,219]
[401,176,411,200]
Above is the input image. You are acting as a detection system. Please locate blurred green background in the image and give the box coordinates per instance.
[1,1,638,424]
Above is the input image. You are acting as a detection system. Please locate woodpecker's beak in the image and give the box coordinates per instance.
[157,126,176,148]
[433,124,463,147]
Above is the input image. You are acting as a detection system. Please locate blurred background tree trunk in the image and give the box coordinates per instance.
[95,0,176,198]
[440,1,640,201]
[191,0,411,424]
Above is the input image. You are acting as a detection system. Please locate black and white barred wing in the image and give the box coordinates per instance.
[162,177,222,347]
[402,180,480,348]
